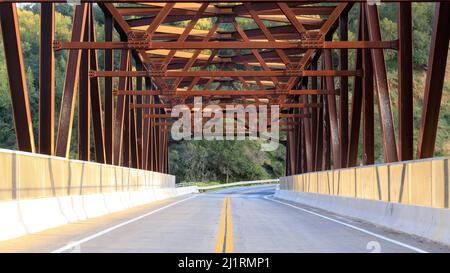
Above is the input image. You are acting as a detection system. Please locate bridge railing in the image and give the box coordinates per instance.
[279,156,450,209]
[0,148,175,201]
[196,179,279,192]
[0,148,199,241]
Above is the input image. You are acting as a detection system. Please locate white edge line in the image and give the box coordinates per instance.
[264,195,428,253]
[51,195,198,253]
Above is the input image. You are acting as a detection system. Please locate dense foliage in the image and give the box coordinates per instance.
[0,3,448,183]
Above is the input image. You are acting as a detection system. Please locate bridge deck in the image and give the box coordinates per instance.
[1,185,448,253]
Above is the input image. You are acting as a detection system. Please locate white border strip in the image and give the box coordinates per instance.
[52,195,197,253]
[264,196,428,253]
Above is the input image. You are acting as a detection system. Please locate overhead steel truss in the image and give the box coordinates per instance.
[0,1,448,175]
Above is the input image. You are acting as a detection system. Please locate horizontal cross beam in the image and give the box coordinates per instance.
[131,103,321,109]
[114,89,338,96]
[2,1,433,3]
[145,113,311,119]
[54,40,398,50]
[90,70,361,78]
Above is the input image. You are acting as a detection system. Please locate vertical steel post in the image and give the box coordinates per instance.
[366,4,398,163]
[55,4,87,158]
[416,3,450,159]
[398,2,414,161]
[78,6,91,161]
[324,49,341,169]
[347,4,364,167]
[362,5,375,165]
[39,3,55,155]
[104,12,114,164]
[339,12,349,167]
[0,3,35,153]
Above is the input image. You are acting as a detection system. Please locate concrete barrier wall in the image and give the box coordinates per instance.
[276,157,450,246]
[274,190,450,246]
[0,149,198,241]
[0,148,176,201]
[279,157,450,209]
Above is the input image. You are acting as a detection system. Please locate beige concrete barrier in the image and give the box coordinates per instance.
[0,149,197,241]
[276,157,450,246]
[0,148,176,201]
[279,157,450,209]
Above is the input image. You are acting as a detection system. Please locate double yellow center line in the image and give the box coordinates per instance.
[215,196,234,253]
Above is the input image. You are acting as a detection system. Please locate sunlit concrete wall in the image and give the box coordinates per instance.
[0,148,175,201]
[280,157,450,209]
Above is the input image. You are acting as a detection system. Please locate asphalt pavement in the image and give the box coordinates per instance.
[0,185,449,253]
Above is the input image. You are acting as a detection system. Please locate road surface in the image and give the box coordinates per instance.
[0,185,449,253]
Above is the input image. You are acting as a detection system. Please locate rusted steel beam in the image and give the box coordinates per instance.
[4,1,430,3]
[173,128,294,134]
[233,3,335,16]
[285,135,291,175]
[151,120,305,128]
[244,3,292,70]
[232,19,279,88]
[300,118,307,173]
[161,3,208,70]
[89,7,106,164]
[322,93,331,170]
[39,3,55,155]
[287,3,352,90]
[310,62,318,170]
[294,114,302,174]
[315,95,324,171]
[104,12,114,164]
[144,113,310,119]
[339,11,349,168]
[164,131,169,173]
[55,40,398,50]
[287,121,297,175]
[174,24,219,90]
[145,3,175,35]
[113,49,130,166]
[55,4,87,158]
[157,126,163,172]
[91,70,361,78]
[397,2,414,161]
[416,2,450,159]
[277,2,306,34]
[118,6,215,16]
[132,103,321,109]
[141,78,152,170]
[129,79,139,169]
[366,4,398,163]
[151,100,160,171]
[300,83,314,172]
[78,6,91,161]
[347,5,364,168]
[231,25,302,40]
[0,3,36,153]
[115,89,338,96]
[324,49,341,169]
[122,95,130,167]
[135,62,143,169]
[99,2,165,91]
[362,4,374,165]
[98,3,131,36]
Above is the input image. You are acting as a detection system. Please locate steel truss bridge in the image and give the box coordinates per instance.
[0,0,448,175]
